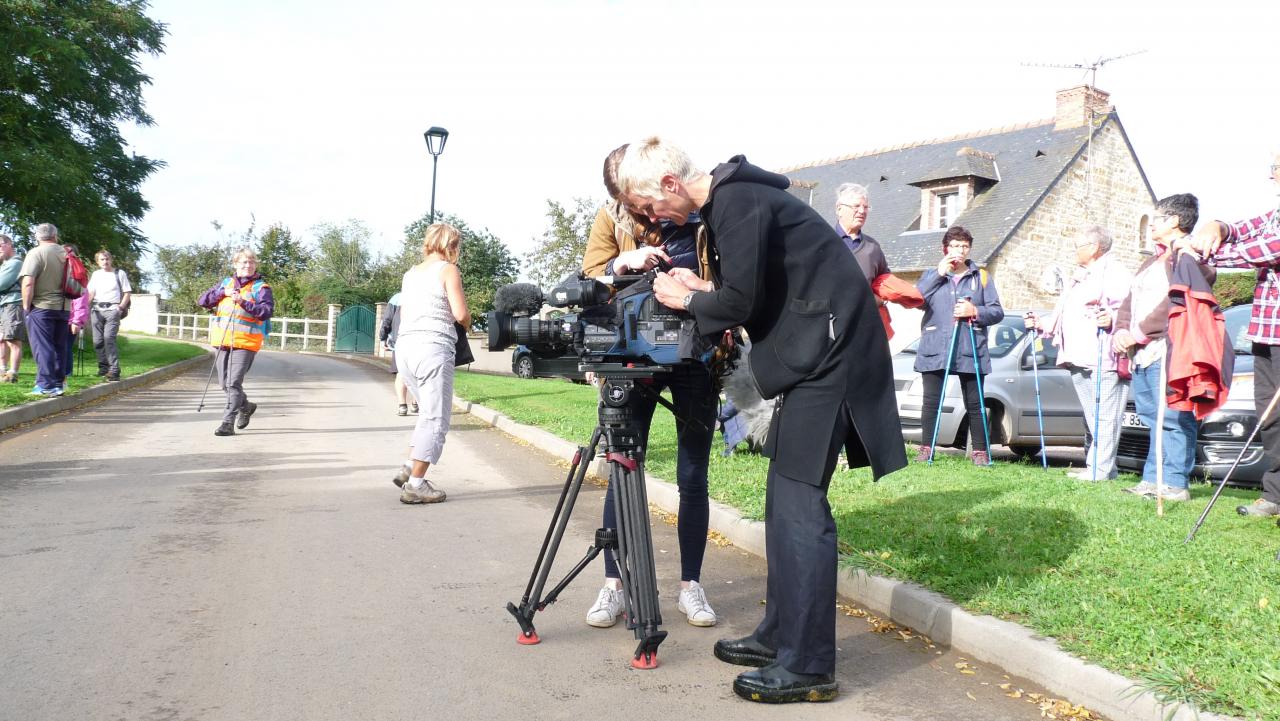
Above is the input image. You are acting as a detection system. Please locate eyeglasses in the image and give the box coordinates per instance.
[838,203,871,212]
[1271,164,1280,173]
[1151,214,1171,222]
[946,242,971,250]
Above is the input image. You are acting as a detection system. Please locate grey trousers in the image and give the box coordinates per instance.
[92,306,121,374]
[1069,367,1129,480]
[215,348,256,424]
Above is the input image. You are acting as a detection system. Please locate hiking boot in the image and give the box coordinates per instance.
[2,371,16,384]
[106,372,120,382]
[970,450,990,466]
[585,585,624,628]
[392,465,411,488]
[214,421,235,436]
[400,479,446,504]
[1145,486,1190,502]
[96,367,108,377]
[677,580,717,627]
[236,401,257,429]
[1236,498,1280,517]
[914,445,932,462]
[1123,481,1157,496]
[397,404,408,416]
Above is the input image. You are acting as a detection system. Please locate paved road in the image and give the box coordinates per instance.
[0,351,1082,721]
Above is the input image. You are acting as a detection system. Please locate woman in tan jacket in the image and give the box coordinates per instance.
[579,145,720,630]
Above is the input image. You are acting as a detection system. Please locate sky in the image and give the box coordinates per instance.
[123,0,1280,278]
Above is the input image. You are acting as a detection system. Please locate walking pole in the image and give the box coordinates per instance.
[197,285,237,412]
[1026,322,1048,469]
[967,316,994,465]
[1186,381,1280,543]
[1092,327,1105,481]
[927,319,962,464]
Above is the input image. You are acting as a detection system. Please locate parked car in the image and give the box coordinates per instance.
[893,311,1087,455]
[1115,303,1262,487]
[511,345,589,382]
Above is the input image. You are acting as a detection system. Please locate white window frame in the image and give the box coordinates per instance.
[934,188,960,229]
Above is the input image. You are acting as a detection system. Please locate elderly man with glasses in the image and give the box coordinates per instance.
[833,183,922,339]
[1186,152,1280,518]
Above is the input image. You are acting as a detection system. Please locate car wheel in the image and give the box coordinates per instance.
[516,356,534,379]
[1008,444,1041,459]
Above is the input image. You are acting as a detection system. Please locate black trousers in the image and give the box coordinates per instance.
[752,400,849,675]
[919,370,989,453]
[1250,343,1280,504]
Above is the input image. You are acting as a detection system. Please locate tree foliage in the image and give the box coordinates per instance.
[523,198,598,289]
[0,0,167,267]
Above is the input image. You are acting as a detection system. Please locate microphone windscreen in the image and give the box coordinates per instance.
[493,283,545,315]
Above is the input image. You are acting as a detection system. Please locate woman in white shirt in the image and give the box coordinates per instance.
[392,223,470,504]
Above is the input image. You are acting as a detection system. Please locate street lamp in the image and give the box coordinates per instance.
[423,126,449,223]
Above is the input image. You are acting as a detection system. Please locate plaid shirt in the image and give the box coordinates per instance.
[1209,208,1280,344]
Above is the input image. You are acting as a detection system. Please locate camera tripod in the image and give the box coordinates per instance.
[506,365,674,669]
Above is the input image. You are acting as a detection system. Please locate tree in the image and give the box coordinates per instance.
[255,223,311,316]
[151,241,231,313]
[400,211,518,329]
[0,1,167,267]
[523,198,598,289]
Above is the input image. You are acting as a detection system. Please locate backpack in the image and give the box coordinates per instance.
[61,246,88,299]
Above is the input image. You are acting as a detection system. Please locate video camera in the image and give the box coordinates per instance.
[486,270,693,376]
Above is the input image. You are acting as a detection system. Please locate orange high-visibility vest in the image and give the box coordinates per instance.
[209,278,268,351]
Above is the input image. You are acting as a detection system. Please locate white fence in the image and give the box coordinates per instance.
[157,312,334,351]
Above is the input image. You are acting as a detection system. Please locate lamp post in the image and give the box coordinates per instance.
[424,126,449,223]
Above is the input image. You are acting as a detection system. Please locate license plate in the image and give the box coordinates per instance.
[1122,412,1147,429]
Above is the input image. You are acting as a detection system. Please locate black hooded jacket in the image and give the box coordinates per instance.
[685,156,906,483]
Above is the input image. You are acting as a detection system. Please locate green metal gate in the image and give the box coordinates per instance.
[334,304,375,353]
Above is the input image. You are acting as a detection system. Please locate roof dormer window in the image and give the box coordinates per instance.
[935,189,960,229]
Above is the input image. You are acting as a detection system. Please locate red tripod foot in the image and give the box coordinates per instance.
[516,630,541,645]
[630,651,659,669]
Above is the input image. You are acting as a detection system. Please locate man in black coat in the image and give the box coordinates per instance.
[619,137,907,703]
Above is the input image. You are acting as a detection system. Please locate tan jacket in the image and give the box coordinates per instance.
[581,200,711,281]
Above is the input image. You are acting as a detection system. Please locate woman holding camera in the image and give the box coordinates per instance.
[578,144,719,628]
[914,226,1004,465]
[391,223,470,504]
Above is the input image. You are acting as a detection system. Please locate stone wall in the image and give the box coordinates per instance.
[987,118,1155,309]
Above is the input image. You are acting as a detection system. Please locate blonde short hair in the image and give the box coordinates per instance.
[95,249,113,262]
[617,136,699,201]
[422,223,462,262]
[232,248,258,265]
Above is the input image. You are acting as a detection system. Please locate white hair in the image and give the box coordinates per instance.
[34,223,58,243]
[617,136,700,200]
[1080,225,1113,253]
[835,182,869,206]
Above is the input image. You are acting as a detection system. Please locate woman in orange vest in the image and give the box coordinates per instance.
[198,248,274,437]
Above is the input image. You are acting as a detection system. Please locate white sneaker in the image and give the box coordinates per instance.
[585,585,624,628]
[1144,486,1191,502]
[677,580,717,627]
[1123,481,1157,495]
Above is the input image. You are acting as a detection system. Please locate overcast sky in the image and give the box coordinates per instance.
[124,0,1280,273]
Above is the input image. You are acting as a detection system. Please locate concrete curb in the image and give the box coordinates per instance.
[0,351,210,433]
[450,395,1239,721]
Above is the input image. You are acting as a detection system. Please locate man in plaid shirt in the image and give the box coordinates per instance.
[1190,151,1280,518]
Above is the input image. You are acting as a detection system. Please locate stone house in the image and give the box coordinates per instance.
[782,86,1156,315]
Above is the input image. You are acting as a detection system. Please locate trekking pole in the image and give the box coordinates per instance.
[1024,315,1048,469]
[1092,327,1105,481]
[1154,344,1168,517]
[1185,381,1280,543]
[966,314,994,465]
[927,319,962,464]
[197,286,237,412]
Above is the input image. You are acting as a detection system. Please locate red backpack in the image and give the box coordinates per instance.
[61,245,88,298]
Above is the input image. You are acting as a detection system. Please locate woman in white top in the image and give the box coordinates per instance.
[393,223,470,504]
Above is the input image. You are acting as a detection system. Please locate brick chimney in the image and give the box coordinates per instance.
[1054,85,1112,130]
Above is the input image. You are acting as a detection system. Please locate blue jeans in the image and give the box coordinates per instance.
[1132,360,1197,488]
[603,363,716,582]
[24,308,69,390]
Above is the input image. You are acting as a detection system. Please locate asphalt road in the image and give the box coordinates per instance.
[0,351,1086,721]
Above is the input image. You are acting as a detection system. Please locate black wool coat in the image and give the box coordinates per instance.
[686,157,907,484]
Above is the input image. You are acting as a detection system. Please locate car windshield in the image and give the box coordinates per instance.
[898,314,1031,358]
[1224,304,1252,354]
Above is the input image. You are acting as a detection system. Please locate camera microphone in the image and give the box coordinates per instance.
[494,283,545,316]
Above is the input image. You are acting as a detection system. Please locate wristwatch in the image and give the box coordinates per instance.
[682,291,697,310]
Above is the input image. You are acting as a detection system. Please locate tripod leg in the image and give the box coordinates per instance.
[608,450,667,669]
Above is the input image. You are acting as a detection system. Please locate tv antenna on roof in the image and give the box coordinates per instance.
[1021,50,1147,87]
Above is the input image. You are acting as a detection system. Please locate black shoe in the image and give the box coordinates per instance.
[733,663,838,704]
[214,422,235,436]
[236,401,257,430]
[106,372,120,382]
[714,635,777,667]
[96,368,108,377]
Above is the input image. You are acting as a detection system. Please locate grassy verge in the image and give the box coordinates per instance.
[454,370,1280,720]
[0,335,205,409]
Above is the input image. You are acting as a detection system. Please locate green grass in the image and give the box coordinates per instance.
[454,370,1280,720]
[0,335,204,408]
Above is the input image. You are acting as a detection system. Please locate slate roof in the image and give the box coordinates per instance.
[781,114,1132,272]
